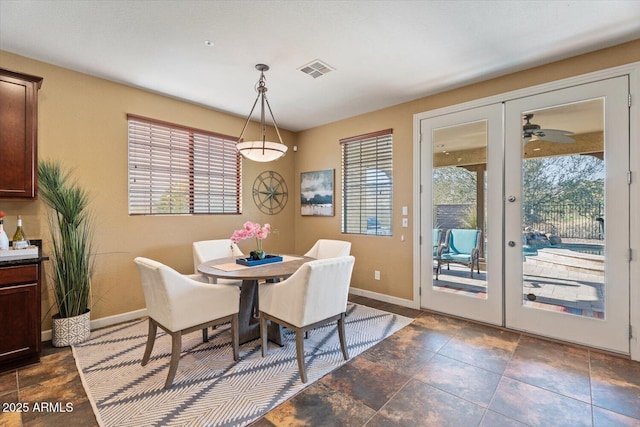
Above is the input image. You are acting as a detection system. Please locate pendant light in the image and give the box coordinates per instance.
[236,64,288,162]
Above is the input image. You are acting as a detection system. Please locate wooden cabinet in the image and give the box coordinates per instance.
[0,68,43,199]
[0,263,42,372]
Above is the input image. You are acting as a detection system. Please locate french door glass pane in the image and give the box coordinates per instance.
[432,120,488,299]
[520,99,605,319]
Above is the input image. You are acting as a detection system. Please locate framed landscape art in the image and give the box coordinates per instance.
[301,169,334,216]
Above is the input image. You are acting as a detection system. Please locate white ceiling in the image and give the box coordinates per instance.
[1,1,639,132]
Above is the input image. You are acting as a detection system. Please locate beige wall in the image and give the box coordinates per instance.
[293,39,640,301]
[0,51,297,330]
[1,39,639,327]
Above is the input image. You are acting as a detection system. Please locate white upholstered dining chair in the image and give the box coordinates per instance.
[134,257,240,389]
[258,256,355,383]
[303,239,351,259]
[193,239,244,285]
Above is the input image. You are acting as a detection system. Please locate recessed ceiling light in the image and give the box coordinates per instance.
[204,40,214,47]
[436,144,444,148]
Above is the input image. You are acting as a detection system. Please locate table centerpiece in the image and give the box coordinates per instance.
[231,221,282,266]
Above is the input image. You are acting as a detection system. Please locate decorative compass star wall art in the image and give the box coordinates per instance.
[252,170,288,215]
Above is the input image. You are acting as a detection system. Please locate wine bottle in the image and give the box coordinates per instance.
[12,215,28,250]
[0,218,8,251]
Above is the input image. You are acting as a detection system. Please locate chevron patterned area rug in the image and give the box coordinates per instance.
[72,303,411,427]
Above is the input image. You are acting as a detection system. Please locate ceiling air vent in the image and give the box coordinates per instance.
[299,60,334,79]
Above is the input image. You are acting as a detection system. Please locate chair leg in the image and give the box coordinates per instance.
[164,331,182,389]
[202,327,209,343]
[295,329,307,383]
[260,314,268,357]
[141,318,157,366]
[338,313,349,361]
[231,313,239,361]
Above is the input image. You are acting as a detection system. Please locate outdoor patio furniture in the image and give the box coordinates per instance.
[437,229,482,279]
[433,229,442,256]
[433,228,443,277]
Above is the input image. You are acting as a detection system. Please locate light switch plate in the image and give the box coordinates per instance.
[402,206,408,216]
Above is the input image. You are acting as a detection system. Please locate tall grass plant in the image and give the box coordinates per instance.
[38,160,94,318]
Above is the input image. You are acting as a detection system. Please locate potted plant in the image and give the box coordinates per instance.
[38,160,95,347]
[230,221,271,260]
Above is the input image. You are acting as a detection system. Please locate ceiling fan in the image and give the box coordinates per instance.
[522,113,575,143]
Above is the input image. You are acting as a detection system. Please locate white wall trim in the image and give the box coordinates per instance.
[414,61,640,122]
[413,104,423,310]
[413,61,640,361]
[349,287,415,309]
[41,308,147,342]
[629,65,640,361]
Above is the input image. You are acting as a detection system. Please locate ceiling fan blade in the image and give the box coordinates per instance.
[533,129,575,143]
[536,128,574,136]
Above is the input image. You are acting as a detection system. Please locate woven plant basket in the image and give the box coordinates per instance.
[52,310,90,347]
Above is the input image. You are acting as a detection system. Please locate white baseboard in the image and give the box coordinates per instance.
[349,287,416,309]
[41,308,148,342]
[40,290,414,342]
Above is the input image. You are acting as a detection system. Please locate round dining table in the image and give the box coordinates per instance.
[197,255,314,345]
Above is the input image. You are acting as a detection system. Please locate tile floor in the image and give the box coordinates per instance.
[1,295,639,427]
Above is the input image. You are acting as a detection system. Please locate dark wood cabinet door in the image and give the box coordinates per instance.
[0,264,41,372]
[0,284,38,355]
[0,69,43,199]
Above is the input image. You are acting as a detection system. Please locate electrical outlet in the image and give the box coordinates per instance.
[374,270,380,280]
[402,218,409,227]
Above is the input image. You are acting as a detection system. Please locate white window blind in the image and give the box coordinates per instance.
[341,129,393,235]
[128,115,241,215]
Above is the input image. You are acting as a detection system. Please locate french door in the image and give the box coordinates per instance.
[419,104,503,325]
[419,77,630,353]
[505,77,630,353]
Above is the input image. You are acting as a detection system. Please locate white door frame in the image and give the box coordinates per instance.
[413,61,640,360]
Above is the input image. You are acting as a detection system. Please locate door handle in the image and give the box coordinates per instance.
[507,196,516,202]
[508,241,516,247]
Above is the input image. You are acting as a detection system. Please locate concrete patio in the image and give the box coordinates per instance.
[432,258,605,319]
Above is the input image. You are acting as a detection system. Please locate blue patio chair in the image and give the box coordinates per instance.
[433,228,443,278]
[437,229,482,279]
[367,217,381,230]
[432,229,442,256]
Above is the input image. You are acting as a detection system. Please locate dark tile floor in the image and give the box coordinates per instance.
[1,295,639,426]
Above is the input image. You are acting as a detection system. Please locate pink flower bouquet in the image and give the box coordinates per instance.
[231,221,271,259]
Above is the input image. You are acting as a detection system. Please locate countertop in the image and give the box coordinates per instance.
[0,239,48,267]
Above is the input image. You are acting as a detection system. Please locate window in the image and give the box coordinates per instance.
[128,115,241,215]
[341,129,393,235]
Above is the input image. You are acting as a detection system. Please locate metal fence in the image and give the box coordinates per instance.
[523,202,604,240]
[435,202,604,241]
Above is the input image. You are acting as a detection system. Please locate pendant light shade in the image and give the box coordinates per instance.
[237,64,288,162]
